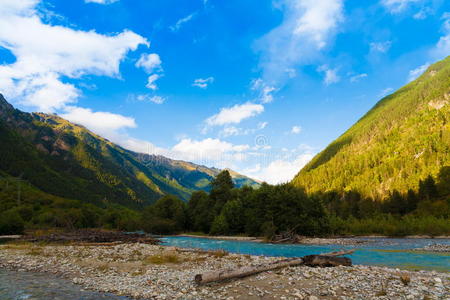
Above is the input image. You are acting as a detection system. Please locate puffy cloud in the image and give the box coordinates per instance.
[256,0,343,84]
[318,65,340,85]
[408,63,430,82]
[170,13,196,32]
[381,0,422,13]
[192,77,214,89]
[291,126,302,134]
[136,53,162,74]
[244,153,314,184]
[146,74,161,90]
[85,0,119,4]
[171,138,249,166]
[431,13,450,60]
[0,0,148,112]
[61,106,136,138]
[205,103,264,127]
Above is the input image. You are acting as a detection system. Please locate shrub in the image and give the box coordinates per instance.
[0,210,25,235]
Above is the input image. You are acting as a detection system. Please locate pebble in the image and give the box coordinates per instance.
[0,243,449,300]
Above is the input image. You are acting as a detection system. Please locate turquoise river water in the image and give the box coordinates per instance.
[161,236,450,272]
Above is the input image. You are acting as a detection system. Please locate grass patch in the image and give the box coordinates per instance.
[144,254,181,265]
[27,247,44,256]
[209,249,228,258]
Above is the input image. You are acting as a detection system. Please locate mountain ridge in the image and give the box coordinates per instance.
[0,95,259,207]
[292,56,450,199]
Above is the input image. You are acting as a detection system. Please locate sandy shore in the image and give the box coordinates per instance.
[0,242,448,300]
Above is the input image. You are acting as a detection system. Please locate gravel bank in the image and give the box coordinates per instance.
[0,243,448,299]
[412,243,450,253]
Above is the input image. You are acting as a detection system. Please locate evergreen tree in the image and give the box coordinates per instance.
[419,175,438,201]
[187,191,214,233]
[406,189,418,212]
[142,195,187,234]
[210,170,234,215]
[437,166,450,197]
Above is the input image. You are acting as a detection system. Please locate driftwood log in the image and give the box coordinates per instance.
[302,255,351,267]
[194,258,304,284]
[194,249,354,284]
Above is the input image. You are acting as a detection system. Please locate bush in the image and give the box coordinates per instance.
[143,218,178,235]
[210,215,229,235]
[0,210,25,235]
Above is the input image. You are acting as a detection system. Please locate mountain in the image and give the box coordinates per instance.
[0,95,259,208]
[292,56,450,199]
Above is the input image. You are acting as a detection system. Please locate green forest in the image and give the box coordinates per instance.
[2,170,449,237]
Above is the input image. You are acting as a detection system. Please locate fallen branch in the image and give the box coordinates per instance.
[194,258,304,284]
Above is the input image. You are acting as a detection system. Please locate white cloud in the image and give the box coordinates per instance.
[134,94,166,104]
[251,79,277,103]
[318,65,340,85]
[431,13,450,60]
[148,95,166,104]
[408,63,430,82]
[258,121,268,129]
[136,53,162,74]
[0,0,147,112]
[379,87,394,97]
[85,0,119,4]
[170,13,196,32]
[219,121,268,138]
[205,103,264,127]
[245,153,314,184]
[413,7,433,19]
[220,126,242,137]
[172,138,249,165]
[291,126,302,134]
[370,41,392,53]
[146,74,161,90]
[192,77,214,89]
[61,106,136,138]
[256,0,343,83]
[381,0,422,13]
[350,73,368,83]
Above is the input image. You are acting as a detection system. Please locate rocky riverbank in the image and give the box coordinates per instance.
[0,242,448,299]
[412,243,450,253]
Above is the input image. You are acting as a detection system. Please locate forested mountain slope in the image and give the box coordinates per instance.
[292,56,450,199]
[0,95,259,208]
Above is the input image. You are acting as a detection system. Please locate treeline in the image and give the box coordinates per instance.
[0,177,140,235]
[141,167,450,237]
[1,168,449,237]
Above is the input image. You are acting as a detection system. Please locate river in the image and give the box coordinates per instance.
[161,236,450,272]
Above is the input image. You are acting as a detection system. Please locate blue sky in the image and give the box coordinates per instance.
[0,0,449,183]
